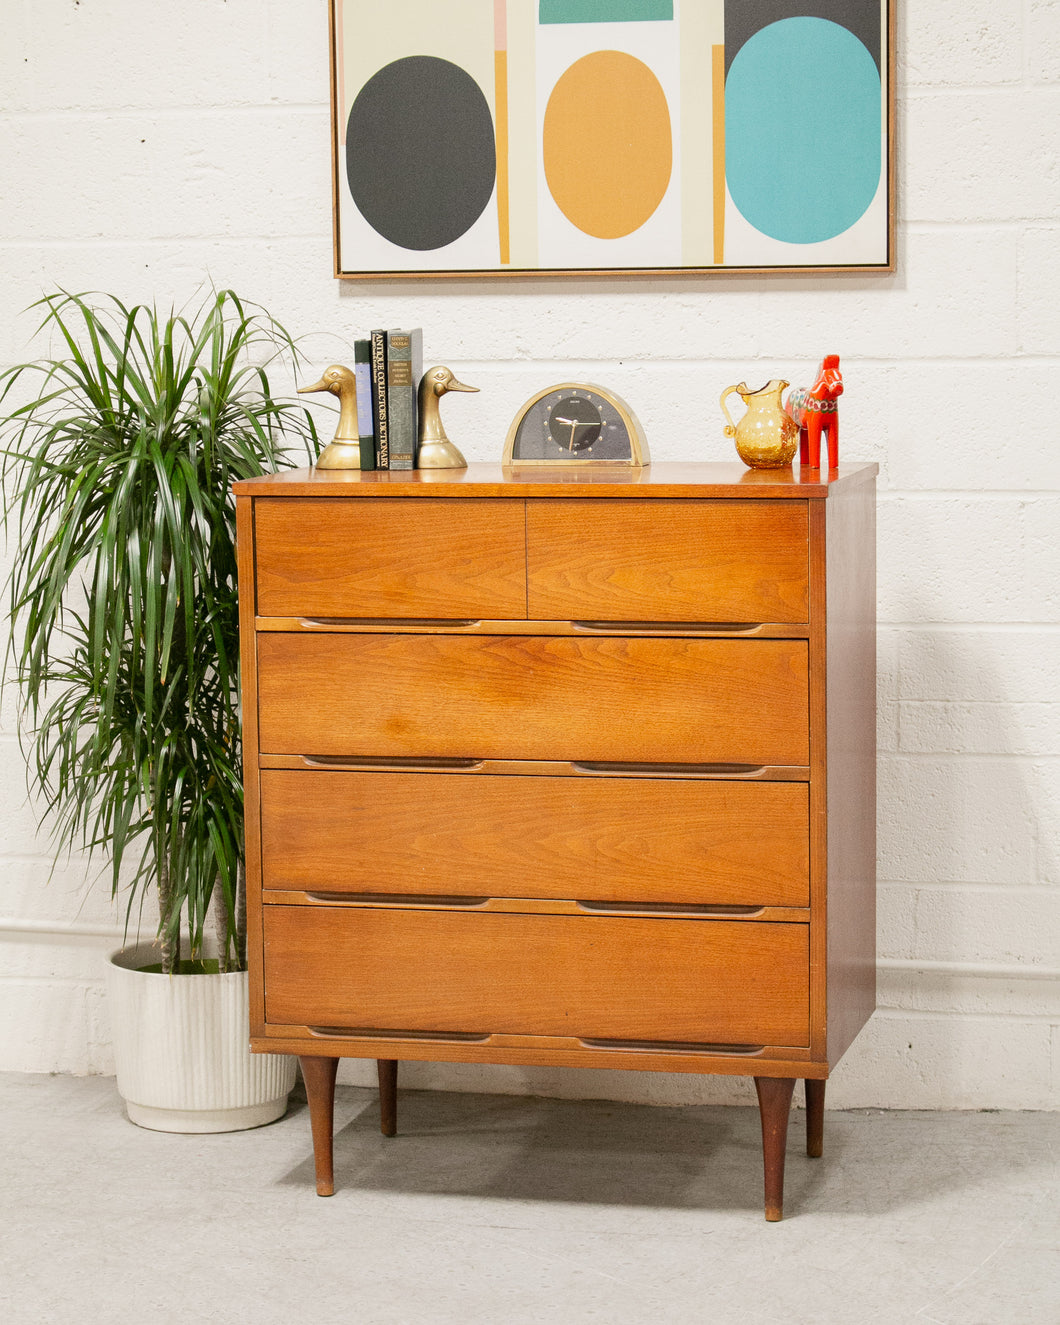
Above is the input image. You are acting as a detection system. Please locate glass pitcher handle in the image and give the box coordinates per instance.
[720,383,746,438]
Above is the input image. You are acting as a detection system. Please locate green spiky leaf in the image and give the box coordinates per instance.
[1,289,319,972]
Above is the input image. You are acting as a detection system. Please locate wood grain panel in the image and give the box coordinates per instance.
[527,499,809,622]
[256,634,809,765]
[254,1029,819,1078]
[236,495,266,1033]
[233,460,877,501]
[824,476,878,1062]
[808,498,829,1061]
[254,498,526,618]
[263,907,810,1045]
[260,770,809,906]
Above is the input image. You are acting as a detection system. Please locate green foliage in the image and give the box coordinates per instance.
[0,289,318,972]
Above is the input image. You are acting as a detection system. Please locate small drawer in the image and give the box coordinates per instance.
[256,634,810,765]
[254,498,526,619]
[263,906,810,1046]
[526,499,809,623]
[260,770,809,907]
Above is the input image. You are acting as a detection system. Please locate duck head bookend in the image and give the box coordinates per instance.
[299,364,364,469]
[417,365,478,469]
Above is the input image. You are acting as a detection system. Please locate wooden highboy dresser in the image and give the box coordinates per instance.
[234,461,877,1220]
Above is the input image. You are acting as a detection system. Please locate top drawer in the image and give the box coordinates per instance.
[527,500,809,622]
[254,498,526,619]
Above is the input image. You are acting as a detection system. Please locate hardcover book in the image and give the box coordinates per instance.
[370,329,389,468]
[354,338,375,470]
[385,328,423,470]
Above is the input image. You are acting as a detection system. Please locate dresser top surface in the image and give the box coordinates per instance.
[234,461,877,500]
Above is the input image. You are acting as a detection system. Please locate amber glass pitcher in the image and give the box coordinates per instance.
[720,379,799,469]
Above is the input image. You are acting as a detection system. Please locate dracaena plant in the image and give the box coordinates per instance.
[0,289,318,974]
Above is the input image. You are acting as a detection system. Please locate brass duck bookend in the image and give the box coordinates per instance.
[417,366,478,469]
[299,364,367,470]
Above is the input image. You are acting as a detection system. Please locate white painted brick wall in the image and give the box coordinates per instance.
[0,0,1055,1108]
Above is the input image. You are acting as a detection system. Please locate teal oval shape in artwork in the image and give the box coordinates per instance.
[726,17,881,245]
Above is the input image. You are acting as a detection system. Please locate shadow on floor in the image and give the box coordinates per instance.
[279,1083,835,1214]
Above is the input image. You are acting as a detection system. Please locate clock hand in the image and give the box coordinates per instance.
[554,415,580,450]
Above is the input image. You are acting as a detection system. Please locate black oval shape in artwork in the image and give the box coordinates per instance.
[346,56,496,253]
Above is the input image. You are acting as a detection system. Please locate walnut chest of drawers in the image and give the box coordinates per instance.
[234,461,877,1220]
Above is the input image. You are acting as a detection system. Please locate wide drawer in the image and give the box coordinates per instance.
[259,770,809,907]
[253,498,526,619]
[526,499,809,622]
[256,634,809,764]
[262,906,810,1046]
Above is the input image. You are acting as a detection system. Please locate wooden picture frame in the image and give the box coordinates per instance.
[330,1,896,280]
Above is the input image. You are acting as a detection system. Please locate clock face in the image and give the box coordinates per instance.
[503,383,649,467]
[546,394,603,452]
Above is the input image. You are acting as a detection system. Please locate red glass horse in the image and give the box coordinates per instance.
[785,355,843,469]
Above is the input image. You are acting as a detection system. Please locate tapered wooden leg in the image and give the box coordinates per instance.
[377,1058,398,1137]
[754,1076,796,1222]
[805,1078,825,1158]
[299,1055,338,1196]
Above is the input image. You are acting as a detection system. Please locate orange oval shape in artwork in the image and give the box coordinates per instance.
[543,50,672,240]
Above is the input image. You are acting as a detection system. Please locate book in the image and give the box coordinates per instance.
[353,338,375,470]
[370,329,389,468]
[385,328,423,470]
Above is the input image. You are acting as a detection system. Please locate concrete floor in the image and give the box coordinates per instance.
[1,1073,1056,1325]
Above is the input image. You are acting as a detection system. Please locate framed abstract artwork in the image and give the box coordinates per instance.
[329,1,895,279]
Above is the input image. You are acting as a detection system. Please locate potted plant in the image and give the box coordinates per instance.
[0,289,318,1131]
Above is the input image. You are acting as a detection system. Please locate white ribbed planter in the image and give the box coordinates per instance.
[107,942,296,1133]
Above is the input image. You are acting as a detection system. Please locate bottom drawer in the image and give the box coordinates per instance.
[262,906,809,1047]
